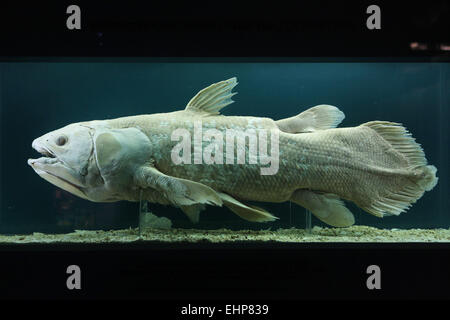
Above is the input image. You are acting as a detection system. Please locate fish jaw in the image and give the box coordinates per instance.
[28,157,89,200]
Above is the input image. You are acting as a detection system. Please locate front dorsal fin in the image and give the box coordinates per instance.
[185,77,238,115]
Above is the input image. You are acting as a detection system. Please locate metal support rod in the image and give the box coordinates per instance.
[305,209,312,234]
[139,189,148,236]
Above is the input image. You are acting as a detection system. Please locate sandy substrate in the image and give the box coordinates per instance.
[1,225,450,243]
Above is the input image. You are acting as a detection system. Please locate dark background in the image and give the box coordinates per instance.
[0,0,450,57]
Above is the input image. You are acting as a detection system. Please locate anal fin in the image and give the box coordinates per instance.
[291,189,355,227]
[218,192,278,222]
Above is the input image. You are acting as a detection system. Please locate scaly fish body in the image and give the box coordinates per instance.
[106,112,288,202]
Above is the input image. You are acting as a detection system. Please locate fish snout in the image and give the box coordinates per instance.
[31,138,44,153]
[31,137,57,159]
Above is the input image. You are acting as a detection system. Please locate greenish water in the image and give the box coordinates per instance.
[0,62,448,234]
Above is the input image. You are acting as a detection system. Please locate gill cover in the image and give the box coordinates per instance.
[44,123,94,176]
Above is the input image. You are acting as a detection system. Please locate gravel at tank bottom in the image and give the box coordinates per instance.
[0,226,450,243]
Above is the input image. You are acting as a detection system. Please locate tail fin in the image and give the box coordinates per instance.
[421,164,438,191]
[359,121,438,217]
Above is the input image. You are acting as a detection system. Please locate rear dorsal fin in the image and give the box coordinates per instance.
[185,77,238,115]
[275,105,345,133]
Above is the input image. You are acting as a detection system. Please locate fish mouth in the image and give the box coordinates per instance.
[27,157,79,186]
[31,141,56,158]
[40,149,55,158]
[28,146,88,200]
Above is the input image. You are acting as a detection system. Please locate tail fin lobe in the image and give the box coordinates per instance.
[362,121,427,168]
[358,121,438,217]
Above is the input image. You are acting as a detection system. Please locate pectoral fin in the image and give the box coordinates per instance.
[94,132,122,170]
[218,192,278,222]
[135,166,222,207]
[290,190,355,227]
[275,105,345,133]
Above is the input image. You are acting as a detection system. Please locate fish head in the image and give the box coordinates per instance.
[28,122,100,201]
[29,121,152,203]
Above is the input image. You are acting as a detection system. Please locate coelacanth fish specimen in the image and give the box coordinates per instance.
[28,78,438,227]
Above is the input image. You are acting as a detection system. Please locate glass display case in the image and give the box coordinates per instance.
[0,61,447,243]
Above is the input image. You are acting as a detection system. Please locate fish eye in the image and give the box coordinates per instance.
[55,135,68,146]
